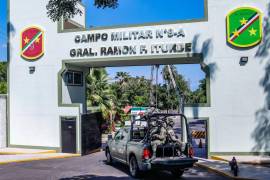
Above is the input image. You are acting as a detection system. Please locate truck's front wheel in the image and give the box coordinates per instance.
[129,156,140,178]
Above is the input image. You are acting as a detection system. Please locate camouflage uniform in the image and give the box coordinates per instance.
[166,118,185,152]
[150,121,167,159]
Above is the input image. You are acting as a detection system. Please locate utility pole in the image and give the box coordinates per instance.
[150,65,160,109]
[167,65,186,142]
[149,66,155,107]
[155,65,159,109]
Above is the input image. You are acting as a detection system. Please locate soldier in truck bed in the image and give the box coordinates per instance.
[166,117,185,152]
[150,119,167,159]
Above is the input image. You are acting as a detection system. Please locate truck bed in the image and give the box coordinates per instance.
[151,157,198,169]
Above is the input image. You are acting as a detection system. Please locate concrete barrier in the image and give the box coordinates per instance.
[0,95,7,148]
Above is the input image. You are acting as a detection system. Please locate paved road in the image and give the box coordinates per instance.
[0,152,229,180]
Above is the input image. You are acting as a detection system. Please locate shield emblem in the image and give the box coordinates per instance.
[21,26,44,60]
[226,7,262,48]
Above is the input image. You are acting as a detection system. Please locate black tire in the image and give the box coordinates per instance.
[171,169,184,178]
[129,155,140,178]
[106,148,113,164]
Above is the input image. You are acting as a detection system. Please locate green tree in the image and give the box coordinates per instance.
[190,79,207,103]
[111,73,151,108]
[156,84,170,112]
[0,62,7,94]
[110,72,131,109]
[115,72,130,85]
[125,76,150,107]
[162,65,190,94]
[47,0,118,22]
[161,65,191,108]
[86,68,115,128]
[161,65,207,105]
[111,72,150,123]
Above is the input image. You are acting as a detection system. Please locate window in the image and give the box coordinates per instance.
[132,126,147,141]
[65,71,83,86]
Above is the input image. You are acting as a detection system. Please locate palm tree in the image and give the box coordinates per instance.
[191,79,207,103]
[162,65,191,109]
[86,68,115,131]
[162,65,190,93]
[115,72,130,92]
[112,71,131,108]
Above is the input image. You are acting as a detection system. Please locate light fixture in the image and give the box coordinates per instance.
[29,66,35,74]
[240,57,248,66]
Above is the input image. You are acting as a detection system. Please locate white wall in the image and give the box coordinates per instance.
[62,66,89,113]
[9,0,81,149]
[0,95,7,148]
[70,2,86,28]
[57,0,269,153]
[9,0,270,154]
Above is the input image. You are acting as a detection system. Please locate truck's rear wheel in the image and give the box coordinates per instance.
[171,169,184,178]
[129,156,140,178]
[106,148,112,164]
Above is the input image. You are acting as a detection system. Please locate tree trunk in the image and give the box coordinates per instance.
[109,111,113,133]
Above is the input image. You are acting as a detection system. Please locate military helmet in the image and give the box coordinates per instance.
[167,118,175,127]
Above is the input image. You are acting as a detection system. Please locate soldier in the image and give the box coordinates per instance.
[166,117,186,152]
[150,120,167,159]
[149,120,158,138]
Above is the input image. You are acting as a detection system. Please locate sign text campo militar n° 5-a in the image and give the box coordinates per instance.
[227,7,262,48]
[21,26,44,60]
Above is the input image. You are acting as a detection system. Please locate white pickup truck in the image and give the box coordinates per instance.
[105,113,198,178]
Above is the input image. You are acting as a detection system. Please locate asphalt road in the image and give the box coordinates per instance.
[0,152,229,180]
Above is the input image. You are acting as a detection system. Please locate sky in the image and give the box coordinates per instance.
[106,65,205,91]
[0,0,205,90]
[0,0,7,61]
[81,0,206,91]
[82,0,205,28]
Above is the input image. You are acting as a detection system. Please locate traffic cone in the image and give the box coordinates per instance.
[199,138,203,148]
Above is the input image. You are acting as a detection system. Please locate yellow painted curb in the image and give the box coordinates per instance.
[211,156,270,165]
[195,163,256,180]
[211,156,229,162]
[89,148,102,154]
[0,150,57,155]
[0,154,81,165]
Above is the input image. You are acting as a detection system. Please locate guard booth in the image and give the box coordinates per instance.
[189,119,208,158]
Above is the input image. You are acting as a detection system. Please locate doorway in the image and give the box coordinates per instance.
[189,119,208,158]
[61,117,77,153]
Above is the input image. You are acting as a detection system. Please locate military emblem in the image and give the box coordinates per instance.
[227,7,262,48]
[21,26,44,60]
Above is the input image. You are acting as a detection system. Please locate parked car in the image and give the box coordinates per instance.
[105,113,198,178]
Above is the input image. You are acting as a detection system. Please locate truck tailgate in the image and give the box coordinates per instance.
[151,157,198,169]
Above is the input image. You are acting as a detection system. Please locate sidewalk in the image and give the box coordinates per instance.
[211,155,270,165]
[196,158,270,180]
[0,153,80,165]
[0,148,80,165]
[0,147,56,155]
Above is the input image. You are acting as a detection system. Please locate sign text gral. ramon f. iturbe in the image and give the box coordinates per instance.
[70,28,192,58]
